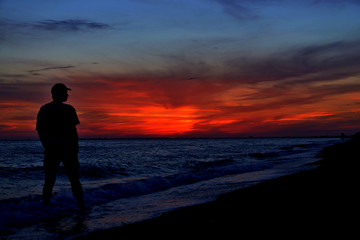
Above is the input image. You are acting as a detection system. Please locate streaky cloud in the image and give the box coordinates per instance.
[33,19,110,31]
[28,65,75,73]
[0,18,110,34]
[224,39,360,84]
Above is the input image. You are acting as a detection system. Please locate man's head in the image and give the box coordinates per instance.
[51,83,71,102]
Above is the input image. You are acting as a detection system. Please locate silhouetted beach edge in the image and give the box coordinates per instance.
[75,135,359,239]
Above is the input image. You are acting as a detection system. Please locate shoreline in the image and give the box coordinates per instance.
[74,137,358,239]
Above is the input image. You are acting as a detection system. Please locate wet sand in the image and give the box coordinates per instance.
[75,136,359,239]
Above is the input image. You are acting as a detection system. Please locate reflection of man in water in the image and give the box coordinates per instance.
[36,83,84,209]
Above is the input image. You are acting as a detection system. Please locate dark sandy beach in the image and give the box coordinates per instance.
[75,136,359,239]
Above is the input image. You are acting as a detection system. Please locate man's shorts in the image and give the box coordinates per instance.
[44,150,79,172]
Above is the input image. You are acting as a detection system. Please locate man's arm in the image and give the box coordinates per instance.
[36,108,48,150]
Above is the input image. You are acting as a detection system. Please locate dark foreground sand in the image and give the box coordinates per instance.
[76,136,359,239]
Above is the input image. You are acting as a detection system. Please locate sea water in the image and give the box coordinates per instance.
[0,138,340,239]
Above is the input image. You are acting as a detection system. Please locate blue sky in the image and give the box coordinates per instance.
[2,0,358,68]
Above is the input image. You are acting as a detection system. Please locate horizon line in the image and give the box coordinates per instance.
[0,134,351,141]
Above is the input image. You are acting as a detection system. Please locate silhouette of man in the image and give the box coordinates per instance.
[36,83,84,209]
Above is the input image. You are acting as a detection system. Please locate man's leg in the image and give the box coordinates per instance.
[69,171,85,209]
[43,154,60,205]
[63,155,85,209]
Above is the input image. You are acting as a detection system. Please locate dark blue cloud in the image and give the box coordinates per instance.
[0,18,110,35]
[33,19,110,31]
[28,65,75,73]
[213,0,258,20]
[311,0,360,5]
[224,40,360,83]
[213,0,360,20]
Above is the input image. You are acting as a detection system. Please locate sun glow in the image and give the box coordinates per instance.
[91,106,201,136]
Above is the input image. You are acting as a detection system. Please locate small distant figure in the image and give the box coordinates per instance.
[341,133,345,141]
[36,83,84,210]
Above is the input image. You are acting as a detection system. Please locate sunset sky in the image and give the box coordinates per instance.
[1,0,360,139]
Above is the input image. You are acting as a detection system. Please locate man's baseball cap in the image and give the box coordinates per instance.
[51,83,71,95]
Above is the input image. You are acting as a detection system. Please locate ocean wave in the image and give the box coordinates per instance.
[1,138,338,237]
[183,158,234,170]
[0,164,127,180]
[0,158,271,234]
[0,165,44,179]
[80,165,129,178]
[248,152,279,159]
[78,159,271,205]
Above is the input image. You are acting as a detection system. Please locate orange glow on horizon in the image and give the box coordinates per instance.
[1,76,360,139]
